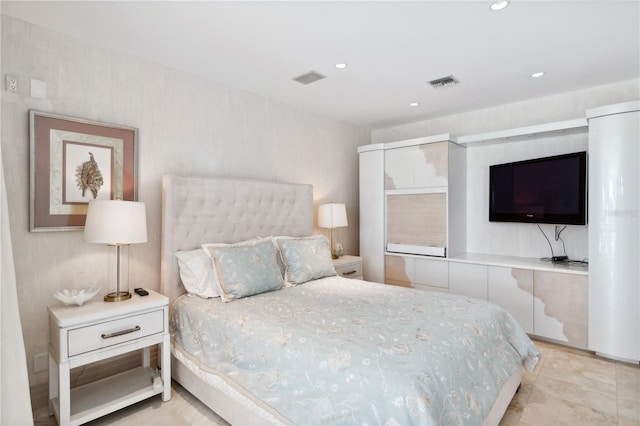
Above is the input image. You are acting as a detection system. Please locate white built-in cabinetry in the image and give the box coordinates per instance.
[383,136,466,259]
[448,255,587,347]
[358,134,465,284]
[358,115,596,350]
[587,101,639,363]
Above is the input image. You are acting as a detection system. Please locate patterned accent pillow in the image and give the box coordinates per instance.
[174,249,220,298]
[204,238,284,302]
[275,235,336,285]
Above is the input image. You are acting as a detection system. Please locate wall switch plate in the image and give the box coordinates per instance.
[30,78,47,99]
[5,74,18,93]
[34,352,48,373]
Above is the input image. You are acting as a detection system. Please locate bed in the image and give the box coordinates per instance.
[160,175,540,425]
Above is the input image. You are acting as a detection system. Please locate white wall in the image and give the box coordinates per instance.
[372,79,639,144]
[1,15,369,388]
[465,133,588,259]
[372,79,639,260]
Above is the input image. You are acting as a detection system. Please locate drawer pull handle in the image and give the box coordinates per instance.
[343,270,357,276]
[101,326,141,339]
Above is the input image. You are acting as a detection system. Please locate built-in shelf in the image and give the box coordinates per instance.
[385,251,588,275]
[51,366,162,426]
[456,118,588,147]
[449,253,588,275]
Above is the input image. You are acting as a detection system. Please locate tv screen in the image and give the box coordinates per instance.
[489,151,587,225]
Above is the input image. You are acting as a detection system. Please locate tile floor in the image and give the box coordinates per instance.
[500,340,639,426]
[34,339,639,426]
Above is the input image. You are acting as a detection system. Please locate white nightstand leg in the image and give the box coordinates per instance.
[58,362,71,426]
[142,346,151,368]
[48,352,58,416]
[161,335,171,401]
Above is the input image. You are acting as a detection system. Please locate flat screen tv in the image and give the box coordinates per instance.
[489,151,587,225]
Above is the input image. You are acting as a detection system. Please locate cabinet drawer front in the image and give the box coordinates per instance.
[335,262,363,279]
[385,255,413,285]
[449,262,487,299]
[68,310,164,357]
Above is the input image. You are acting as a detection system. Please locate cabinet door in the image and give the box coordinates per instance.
[385,255,414,288]
[359,149,385,283]
[414,257,448,290]
[449,263,487,299]
[385,146,416,189]
[385,143,448,190]
[386,192,446,251]
[414,142,448,188]
[588,106,639,360]
[488,267,534,334]
[534,271,588,347]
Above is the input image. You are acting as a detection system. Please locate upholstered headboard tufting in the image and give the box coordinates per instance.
[160,175,314,305]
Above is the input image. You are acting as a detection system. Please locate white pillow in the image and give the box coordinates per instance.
[174,249,220,298]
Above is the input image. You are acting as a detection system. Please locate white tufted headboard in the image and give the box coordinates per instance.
[160,175,313,306]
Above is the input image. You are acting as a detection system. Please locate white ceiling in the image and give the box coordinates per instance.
[2,1,639,129]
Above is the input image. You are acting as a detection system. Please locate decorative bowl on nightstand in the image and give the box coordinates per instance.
[53,285,100,306]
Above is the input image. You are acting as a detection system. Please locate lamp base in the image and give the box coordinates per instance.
[104,291,131,302]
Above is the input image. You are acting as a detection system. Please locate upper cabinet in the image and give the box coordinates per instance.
[382,136,466,259]
[385,141,449,189]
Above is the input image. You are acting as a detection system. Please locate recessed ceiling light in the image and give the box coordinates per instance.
[409,102,419,107]
[335,63,347,69]
[490,0,509,11]
[531,71,545,78]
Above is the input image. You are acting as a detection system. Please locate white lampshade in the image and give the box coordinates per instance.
[84,200,147,245]
[318,203,348,229]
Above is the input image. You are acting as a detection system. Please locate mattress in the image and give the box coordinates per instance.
[171,276,540,425]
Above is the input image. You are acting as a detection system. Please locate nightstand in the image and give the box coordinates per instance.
[332,255,363,280]
[48,289,171,426]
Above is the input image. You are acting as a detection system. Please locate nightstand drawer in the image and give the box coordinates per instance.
[335,262,363,279]
[68,310,164,357]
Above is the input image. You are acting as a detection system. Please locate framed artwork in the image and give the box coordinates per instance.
[29,111,138,231]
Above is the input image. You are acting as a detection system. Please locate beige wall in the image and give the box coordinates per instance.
[1,15,369,388]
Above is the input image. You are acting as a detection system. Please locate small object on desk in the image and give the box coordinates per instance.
[134,288,149,296]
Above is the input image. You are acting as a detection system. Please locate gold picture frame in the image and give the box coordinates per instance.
[29,110,138,231]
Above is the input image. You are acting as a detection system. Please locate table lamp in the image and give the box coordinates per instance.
[318,202,348,259]
[84,199,147,302]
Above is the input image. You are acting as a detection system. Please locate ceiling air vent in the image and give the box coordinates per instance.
[293,70,326,85]
[428,75,459,88]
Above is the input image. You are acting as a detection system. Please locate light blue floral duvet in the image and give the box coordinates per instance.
[171,277,540,425]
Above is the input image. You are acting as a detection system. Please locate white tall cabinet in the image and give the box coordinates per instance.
[357,136,465,284]
[587,101,640,363]
[358,144,385,283]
